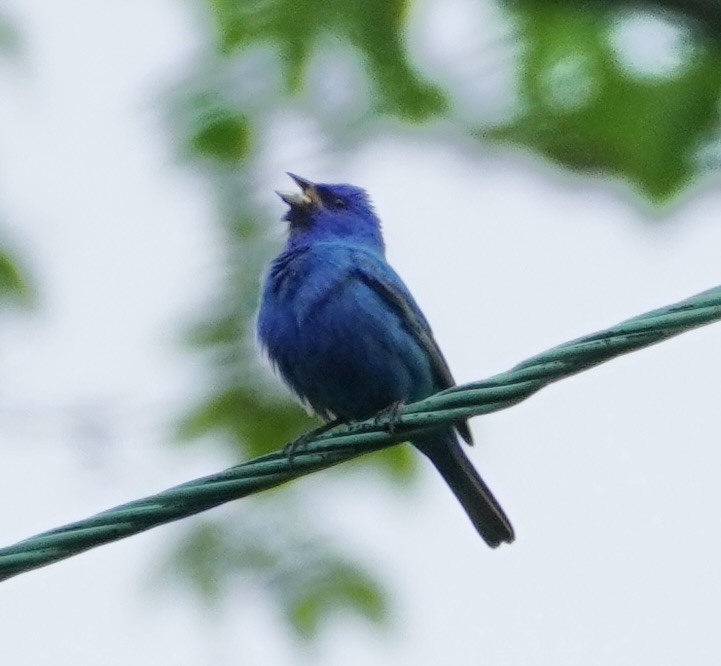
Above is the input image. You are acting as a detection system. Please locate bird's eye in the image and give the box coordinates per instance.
[333,197,346,208]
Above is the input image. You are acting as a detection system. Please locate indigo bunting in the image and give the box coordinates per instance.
[257,174,514,547]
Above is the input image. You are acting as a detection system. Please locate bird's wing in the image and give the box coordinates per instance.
[352,249,473,445]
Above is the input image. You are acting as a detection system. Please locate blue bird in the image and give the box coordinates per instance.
[257,174,514,547]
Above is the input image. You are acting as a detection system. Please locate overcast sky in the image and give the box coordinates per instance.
[1,2,720,665]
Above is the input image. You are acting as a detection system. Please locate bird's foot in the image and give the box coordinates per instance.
[283,418,344,462]
[374,401,405,433]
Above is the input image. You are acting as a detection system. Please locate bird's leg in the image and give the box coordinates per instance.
[283,417,345,462]
[374,400,405,433]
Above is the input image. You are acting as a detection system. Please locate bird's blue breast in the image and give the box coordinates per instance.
[257,242,436,421]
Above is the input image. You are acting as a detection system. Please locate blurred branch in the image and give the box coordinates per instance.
[522,0,721,34]
[1,283,720,582]
[595,0,721,34]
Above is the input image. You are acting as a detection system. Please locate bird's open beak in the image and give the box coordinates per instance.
[275,173,321,207]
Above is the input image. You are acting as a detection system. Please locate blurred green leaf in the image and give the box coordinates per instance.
[352,444,418,482]
[0,250,32,306]
[184,312,241,348]
[177,385,312,456]
[203,0,446,119]
[177,382,417,479]
[285,561,387,639]
[165,521,231,600]
[493,1,721,201]
[161,513,388,637]
[190,0,721,202]
[185,99,252,163]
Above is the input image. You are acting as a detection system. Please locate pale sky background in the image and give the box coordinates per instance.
[1,1,720,665]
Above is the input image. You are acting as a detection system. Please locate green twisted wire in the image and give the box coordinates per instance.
[1,285,719,582]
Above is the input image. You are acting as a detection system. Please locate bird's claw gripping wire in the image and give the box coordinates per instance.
[283,418,345,462]
[373,401,405,434]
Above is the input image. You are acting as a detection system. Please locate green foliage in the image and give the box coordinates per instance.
[286,560,386,638]
[204,0,447,119]
[0,250,32,307]
[359,443,417,483]
[191,0,721,201]
[492,0,721,200]
[0,13,29,310]
[160,514,388,639]
[177,382,417,474]
[177,386,312,457]
[185,94,252,163]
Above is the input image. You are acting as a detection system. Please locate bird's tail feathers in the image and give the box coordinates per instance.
[417,434,514,548]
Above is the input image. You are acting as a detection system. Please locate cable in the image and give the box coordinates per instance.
[0,284,719,582]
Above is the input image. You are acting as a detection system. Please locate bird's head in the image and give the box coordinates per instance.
[276,174,385,253]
